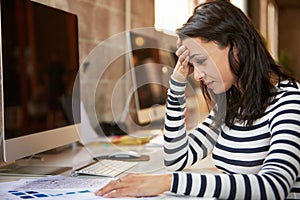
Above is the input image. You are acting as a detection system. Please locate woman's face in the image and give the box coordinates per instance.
[182,37,237,94]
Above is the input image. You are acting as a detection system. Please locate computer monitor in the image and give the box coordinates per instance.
[0,0,80,164]
[127,29,205,130]
[128,30,177,125]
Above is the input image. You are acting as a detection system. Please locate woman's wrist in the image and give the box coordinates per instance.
[169,75,187,94]
[171,71,187,83]
[163,174,173,192]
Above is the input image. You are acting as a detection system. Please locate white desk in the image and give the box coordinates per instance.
[0,137,218,200]
[0,135,218,177]
[0,141,167,180]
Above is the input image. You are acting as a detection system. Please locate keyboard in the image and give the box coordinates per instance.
[72,159,138,177]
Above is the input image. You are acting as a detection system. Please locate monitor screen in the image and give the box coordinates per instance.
[128,29,203,130]
[0,0,80,163]
[128,30,177,125]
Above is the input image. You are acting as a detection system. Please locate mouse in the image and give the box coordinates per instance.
[109,151,141,159]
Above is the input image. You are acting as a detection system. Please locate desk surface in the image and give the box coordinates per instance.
[0,137,217,178]
[0,136,218,199]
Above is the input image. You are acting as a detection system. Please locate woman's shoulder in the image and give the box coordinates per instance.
[276,79,300,92]
[266,79,300,119]
[272,79,300,105]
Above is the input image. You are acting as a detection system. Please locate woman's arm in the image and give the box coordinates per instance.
[163,77,219,171]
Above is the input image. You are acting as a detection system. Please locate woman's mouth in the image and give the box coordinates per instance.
[204,81,214,88]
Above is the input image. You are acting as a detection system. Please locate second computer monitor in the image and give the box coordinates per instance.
[128,30,177,125]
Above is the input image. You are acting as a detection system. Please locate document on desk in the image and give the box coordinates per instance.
[0,175,215,200]
[0,175,109,200]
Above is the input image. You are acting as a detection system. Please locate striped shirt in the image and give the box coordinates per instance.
[164,78,300,200]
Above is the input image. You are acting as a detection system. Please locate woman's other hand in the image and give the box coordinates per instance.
[172,38,194,82]
[94,173,172,198]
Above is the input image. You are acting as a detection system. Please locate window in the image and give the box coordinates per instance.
[154,0,204,34]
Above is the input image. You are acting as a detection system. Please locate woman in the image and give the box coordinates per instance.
[95,1,300,199]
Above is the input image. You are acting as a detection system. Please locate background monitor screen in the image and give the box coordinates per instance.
[0,0,80,163]
[129,30,177,125]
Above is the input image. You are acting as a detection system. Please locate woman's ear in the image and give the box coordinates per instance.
[232,42,238,58]
[228,42,240,75]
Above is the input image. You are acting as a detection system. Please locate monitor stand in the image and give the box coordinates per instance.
[0,161,71,176]
[0,144,75,176]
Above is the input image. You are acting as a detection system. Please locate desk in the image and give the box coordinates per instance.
[0,136,218,199]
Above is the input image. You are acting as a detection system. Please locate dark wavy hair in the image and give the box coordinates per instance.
[176,0,293,128]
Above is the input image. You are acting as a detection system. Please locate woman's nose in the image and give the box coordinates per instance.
[194,69,206,81]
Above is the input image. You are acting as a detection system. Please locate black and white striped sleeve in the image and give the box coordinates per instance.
[163,78,219,171]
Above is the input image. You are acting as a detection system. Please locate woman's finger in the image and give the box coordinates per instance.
[175,45,186,58]
[178,49,189,64]
[176,38,182,49]
[102,187,137,198]
[181,55,190,67]
[94,179,123,196]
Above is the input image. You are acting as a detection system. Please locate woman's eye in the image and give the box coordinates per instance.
[196,58,206,65]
